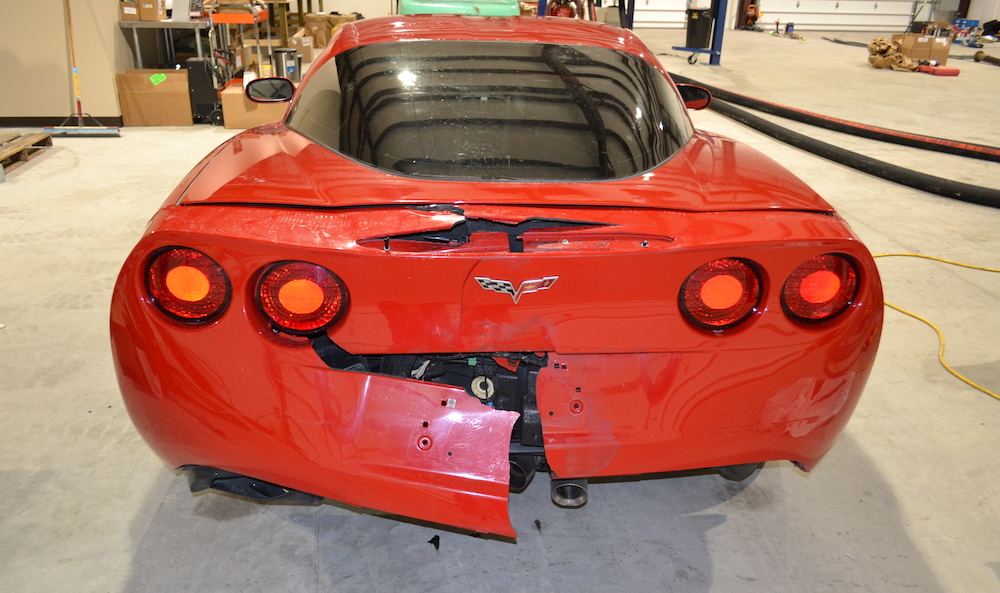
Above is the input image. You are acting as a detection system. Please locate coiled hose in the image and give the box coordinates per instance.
[669,73,1000,163]
[668,74,1000,209]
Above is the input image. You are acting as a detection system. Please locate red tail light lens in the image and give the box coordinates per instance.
[782,254,858,322]
[257,262,347,335]
[147,247,231,322]
[680,258,761,330]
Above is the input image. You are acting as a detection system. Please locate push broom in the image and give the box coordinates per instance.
[44,0,121,137]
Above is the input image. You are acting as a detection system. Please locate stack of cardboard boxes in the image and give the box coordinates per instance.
[289,29,317,63]
[238,12,356,72]
[119,1,167,22]
[116,7,358,128]
[221,13,359,127]
[304,13,357,49]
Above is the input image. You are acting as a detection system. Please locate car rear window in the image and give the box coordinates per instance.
[286,40,692,181]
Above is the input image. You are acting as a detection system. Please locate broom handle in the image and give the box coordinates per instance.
[64,0,84,125]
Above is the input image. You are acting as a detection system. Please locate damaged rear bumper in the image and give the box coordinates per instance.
[113,318,520,536]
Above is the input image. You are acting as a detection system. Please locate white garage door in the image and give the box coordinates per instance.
[632,0,918,32]
[632,0,688,28]
[758,0,917,31]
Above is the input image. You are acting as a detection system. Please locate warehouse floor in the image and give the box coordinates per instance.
[1,28,998,593]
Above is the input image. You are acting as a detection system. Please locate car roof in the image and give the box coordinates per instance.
[322,15,658,69]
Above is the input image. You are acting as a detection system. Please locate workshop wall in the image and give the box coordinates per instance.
[0,1,389,124]
[0,0,131,122]
[969,0,1000,22]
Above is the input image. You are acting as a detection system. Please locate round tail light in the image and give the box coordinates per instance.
[782,254,858,322]
[257,262,347,335]
[147,247,231,322]
[680,258,761,330]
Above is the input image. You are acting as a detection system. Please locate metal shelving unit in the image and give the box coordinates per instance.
[210,2,273,74]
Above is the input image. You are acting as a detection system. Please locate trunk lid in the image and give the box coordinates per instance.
[178,126,835,213]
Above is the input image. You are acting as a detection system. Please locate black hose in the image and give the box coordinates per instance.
[975,51,1000,66]
[669,72,1000,163]
[709,99,1000,209]
[822,36,868,48]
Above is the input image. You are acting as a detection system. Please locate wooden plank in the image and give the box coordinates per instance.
[21,133,53,149]
[0,134,53,161]
[0,133,53,174]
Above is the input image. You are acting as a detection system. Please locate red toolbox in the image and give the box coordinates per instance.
[919,65,960,76]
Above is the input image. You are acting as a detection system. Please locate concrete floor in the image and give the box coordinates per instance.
[1,28,998,593]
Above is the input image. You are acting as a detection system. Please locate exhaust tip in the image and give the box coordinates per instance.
[550,477,588,508]
[717,462,764,481]
[509,455,539,492]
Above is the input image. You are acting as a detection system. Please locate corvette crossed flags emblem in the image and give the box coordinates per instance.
[475,276,559,303]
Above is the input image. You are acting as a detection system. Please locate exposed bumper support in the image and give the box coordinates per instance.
[185,466,324,504]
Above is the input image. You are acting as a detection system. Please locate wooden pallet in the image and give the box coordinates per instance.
[0,133,53,176]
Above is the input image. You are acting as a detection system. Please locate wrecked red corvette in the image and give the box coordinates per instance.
[111,15,882,538]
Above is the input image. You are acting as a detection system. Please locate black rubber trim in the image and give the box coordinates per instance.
[669,72,1000,163]
[183,466,323,504]
[312,334,370,372]
[708,99,1000,209]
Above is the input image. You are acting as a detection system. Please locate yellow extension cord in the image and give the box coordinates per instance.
[873,253,1000,401]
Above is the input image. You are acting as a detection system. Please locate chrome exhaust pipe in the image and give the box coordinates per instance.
[550,475,588,508]
[509,454,539,492]
[716,462,763,481]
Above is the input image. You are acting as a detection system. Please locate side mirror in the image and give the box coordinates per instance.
[246,77,295,103]
[675,84,712,110]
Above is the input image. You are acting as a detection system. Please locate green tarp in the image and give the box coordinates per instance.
[398,0,521,17]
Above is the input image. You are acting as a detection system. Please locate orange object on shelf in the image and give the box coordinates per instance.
[212,7,268,24]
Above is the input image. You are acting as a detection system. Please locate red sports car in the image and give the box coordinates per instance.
[111,15,883,538]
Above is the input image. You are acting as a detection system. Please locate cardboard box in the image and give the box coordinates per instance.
[304,13,356,48]
[116,70,193,126]
[138,0,166,21]
[289,29,316,62]
[221,85,288,129]
[120,1,140,21]
[892,33,952,65]
[892,33,932,61]
[240,39,284,73]
[928,36,952,65]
